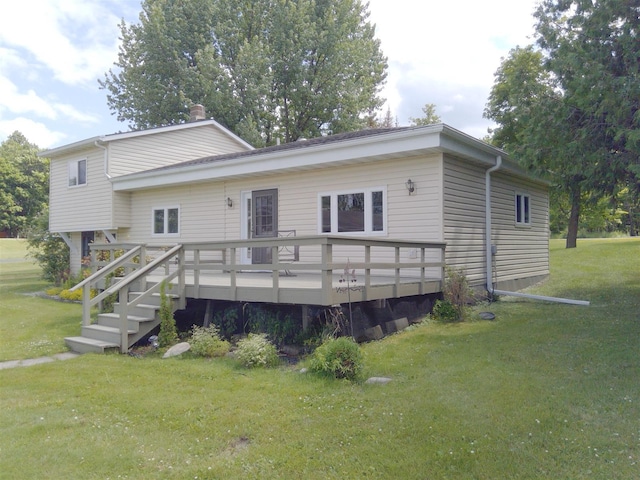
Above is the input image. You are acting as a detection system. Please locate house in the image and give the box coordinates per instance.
[40,110,549,352]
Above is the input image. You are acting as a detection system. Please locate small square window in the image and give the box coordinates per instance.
[68,159,87,186]
[153,207,180,235]
[515,193,531,225]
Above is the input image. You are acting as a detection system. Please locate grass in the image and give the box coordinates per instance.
[1,237,639,478]
[0,239,79,360]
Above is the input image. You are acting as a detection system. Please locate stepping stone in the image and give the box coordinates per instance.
[162,342,191,358]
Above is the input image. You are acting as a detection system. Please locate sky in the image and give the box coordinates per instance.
[0,0,540,150]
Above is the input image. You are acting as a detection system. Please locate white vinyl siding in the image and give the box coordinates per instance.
[490,172,549,287]
[125,155,444,269]
[443,155,548,289]
[108,125,250,177]
[50,148,114,232]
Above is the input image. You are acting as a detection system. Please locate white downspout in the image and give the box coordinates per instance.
[485,156,590,306]
[485,156,502,295]
[95,139,111,179]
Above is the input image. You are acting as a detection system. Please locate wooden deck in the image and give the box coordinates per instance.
[149,270,443,306]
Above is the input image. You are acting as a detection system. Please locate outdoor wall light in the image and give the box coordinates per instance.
[227,197,233,208]
[405,179,415,195]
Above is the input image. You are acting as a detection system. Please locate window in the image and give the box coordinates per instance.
[515,193,531,225]
[319,187,386,234]
[153,207,180,235]
[68,159,87,186]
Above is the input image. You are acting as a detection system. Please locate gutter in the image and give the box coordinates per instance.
[484,156,590,306]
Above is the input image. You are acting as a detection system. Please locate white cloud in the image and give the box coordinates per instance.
[367,0,538,133]
[0,0,123,86]
[0,117,67,148]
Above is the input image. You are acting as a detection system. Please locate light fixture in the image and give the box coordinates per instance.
[405,179,415,195]
[227,197,233,208]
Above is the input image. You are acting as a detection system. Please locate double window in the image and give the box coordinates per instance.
[68,159,87,187]
[515,193,531,226]
[319,187,386,234]
[153,207,180,235]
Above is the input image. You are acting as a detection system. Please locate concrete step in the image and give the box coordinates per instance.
[82,324,135,344]
[65,336,119,354]
[100,311,156,329]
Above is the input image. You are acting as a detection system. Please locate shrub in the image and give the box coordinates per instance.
[432,299,458,323]
[309,336,364,381]
[235,333,279,368]
[158,281,178,347]
[442,266,473,321]
[189,324,230,358]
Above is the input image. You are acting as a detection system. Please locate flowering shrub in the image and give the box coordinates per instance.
[309,336,364,381]
[235,334,279,368]
[189,324,230,358]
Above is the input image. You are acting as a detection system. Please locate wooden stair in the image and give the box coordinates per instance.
[64,292,178,354]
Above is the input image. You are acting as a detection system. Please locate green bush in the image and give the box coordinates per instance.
[442,267,472,321]
[309,336,364,381]
[158,281,178,347]
[189,324,230,358]
[235,333,279,368]
[432,299,458,323]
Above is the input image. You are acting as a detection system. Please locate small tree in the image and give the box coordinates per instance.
[158,281,178,347]
[25,209,69,286]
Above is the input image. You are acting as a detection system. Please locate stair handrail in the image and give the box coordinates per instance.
[69,245,143,293]
[100,244,183,298]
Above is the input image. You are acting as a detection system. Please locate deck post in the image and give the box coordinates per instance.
[394,246,401,297]
[230,247,237,300]
[193,247,200,293]
[420,247,426,295]
[82,284,91,327]
[139,245,147,292]
[364,245,371,301]
[119,284,129,353]
[302,305,309,331]
[178,247,186,309]
[321,241,333,304]
[271,245,279,303]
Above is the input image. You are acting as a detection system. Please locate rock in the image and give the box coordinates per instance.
[364,325,384,341]
[385,317,409,333]
[365,377,392,384]
[299,367,308,374]
[162,342,191,358]
[479,311,496,320]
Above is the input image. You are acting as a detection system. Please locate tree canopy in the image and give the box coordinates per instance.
[100,0,388,147]
[0,132,48,238]
[485,0,640,246]
[409,103,441,126]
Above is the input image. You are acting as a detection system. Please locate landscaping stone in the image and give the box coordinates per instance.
[385,317,409,333]
[365,377,392,384]
[162,342,191,358]
[363,325,384,341]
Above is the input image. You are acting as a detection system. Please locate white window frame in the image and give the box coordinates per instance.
[68,158,87,187]
[318,187,387,235]
[515,193,531,226]
[152,206,181,236]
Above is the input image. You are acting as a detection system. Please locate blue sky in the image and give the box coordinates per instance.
[0,0,538,149]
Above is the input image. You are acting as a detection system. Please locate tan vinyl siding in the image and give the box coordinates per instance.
[490,172,549,287]
[443,155,549,289]
[108,126,249,177]
[443,156,487,286]
[123,155,444,268]
[49,148,114,232]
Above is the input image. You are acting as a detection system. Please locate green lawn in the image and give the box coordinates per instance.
[1,238,639,479]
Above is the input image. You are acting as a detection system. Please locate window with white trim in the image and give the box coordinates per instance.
[68,159,87,187]
[515,193,531,225]
[153,206,180,235]
[319,187,386,234]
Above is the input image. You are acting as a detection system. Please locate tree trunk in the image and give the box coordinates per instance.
[566,184,581,248]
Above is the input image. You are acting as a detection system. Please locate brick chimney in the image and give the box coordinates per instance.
[189,104,206,122]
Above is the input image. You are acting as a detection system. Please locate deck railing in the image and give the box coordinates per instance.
[85,236,445,312]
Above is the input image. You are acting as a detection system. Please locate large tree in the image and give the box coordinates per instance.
[100,0,387,146]
[485,1,640,247]
[0,132,48,238]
